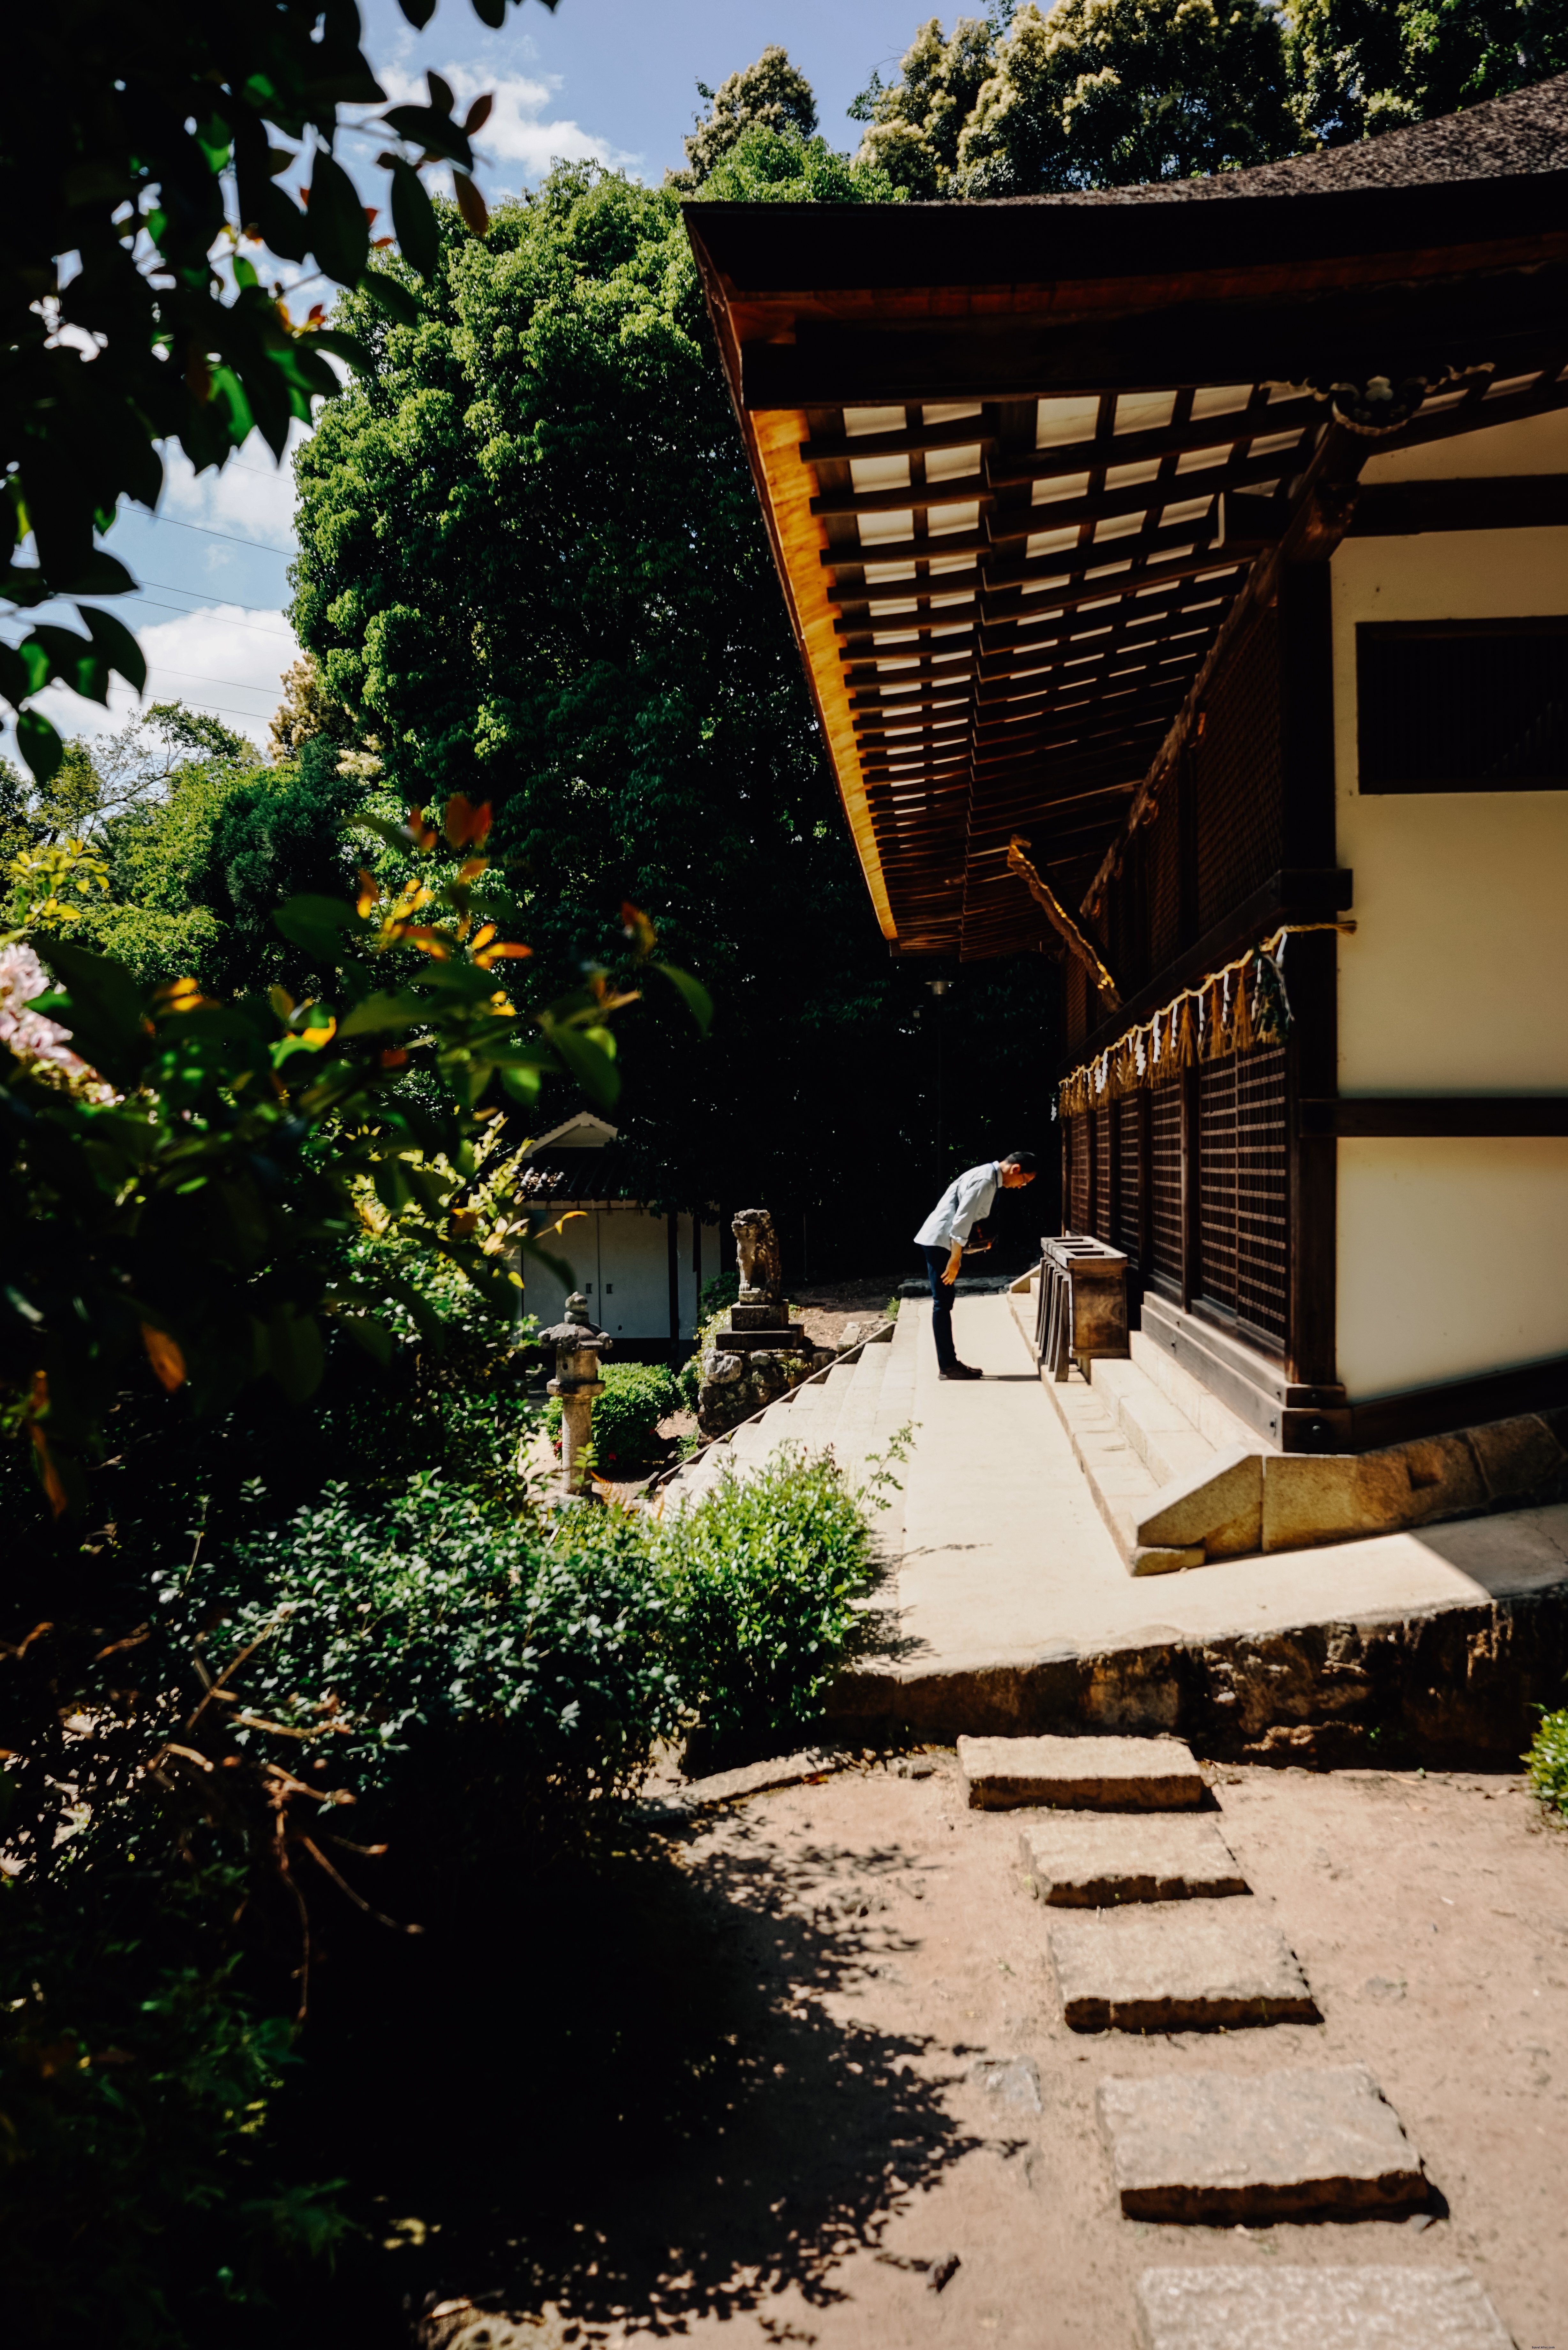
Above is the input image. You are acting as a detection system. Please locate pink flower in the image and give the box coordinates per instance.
[0,945,86,1075]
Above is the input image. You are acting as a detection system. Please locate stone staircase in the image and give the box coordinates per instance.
[965,1733,1513,2348]
[656,1307,918,1525]
[1008,1273,1568,1576]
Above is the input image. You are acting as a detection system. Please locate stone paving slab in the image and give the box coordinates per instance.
[1101,2064,1426,2222]
[1019,1813,1248,1906]
[958,1733,1205,1811]
[1050,1904,1317,2031]
[1135,2265,1512,2349]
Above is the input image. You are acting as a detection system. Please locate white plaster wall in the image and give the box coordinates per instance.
[1329,481,1568,1395]
[522,1206,720,1342]
[1337,1139,1568,1396]
[1359,402,1568,483]
[1331,527,1568,1091]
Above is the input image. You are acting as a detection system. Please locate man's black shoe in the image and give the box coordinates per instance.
[939,1362,984,1381]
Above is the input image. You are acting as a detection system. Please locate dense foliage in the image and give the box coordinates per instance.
[852,0,1568,191]
[1,0,550,783]
[661,1446,879,1757]
[1527,1704,1568,1818]
[544,1359,680,1467]
[290,150,1059,1268]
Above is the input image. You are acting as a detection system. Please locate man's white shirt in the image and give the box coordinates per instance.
[914,1161,1000,1251]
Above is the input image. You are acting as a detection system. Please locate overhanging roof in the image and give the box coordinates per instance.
[684,77,1568,959]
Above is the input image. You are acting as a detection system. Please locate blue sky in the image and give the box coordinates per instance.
[20,0,917,763]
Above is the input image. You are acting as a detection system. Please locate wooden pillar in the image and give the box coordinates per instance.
[667,1210,680,1349]
[1060,1115,1071,1235]
[1137,1088,1154,1277]
[1278,562,1339,1386]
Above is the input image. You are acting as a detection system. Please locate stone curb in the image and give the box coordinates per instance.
[824,1575,1568,1764]
[632,1747,854,1823]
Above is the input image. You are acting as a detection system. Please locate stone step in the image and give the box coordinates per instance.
[1100,2064,1427,2223]
[1049,1904,1318,2031]
[960,1733,1204,1812]
[1011,1276,1568,1570]
[823,1339,893,1486]
[1019,1813,1248,1907]
[1136,2266,1512,2350]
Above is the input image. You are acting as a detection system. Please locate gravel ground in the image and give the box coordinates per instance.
[412,1753,1567,2350]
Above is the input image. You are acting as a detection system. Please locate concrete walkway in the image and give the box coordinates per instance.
[837,1296,1568,1754]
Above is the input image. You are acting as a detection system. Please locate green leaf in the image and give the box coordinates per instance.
[302,327,374,374]
[55,552,138,597]
[399,0,437,23]
[273,894,362,958]
[651,959,714,1035]
[500,1064,542,1105]
[29,624,110,704]
[77,606,147,694]
[390,159,441,278]
[0,643,31,708]
[16,710,64,785]
[28,936,149,1084]
[470,0,507,27]
[260,1305,325,1403]
[545,1021,621,1111]
[381,106,475,170]
[337,989,435,1038]
[361,268,422,329]
[308,151,371,289]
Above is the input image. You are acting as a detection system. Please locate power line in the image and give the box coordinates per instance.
[126,574,294,620]
[118,512,296,555]
[117,592,296,641]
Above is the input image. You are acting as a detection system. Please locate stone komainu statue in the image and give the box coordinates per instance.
[731,1207,783,1308]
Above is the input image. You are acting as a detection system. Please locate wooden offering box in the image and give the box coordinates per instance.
[1035,1235,1131,1382]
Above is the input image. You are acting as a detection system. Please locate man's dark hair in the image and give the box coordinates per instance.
[1002,1150,1037,1171]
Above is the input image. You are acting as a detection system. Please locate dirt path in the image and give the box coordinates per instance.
[427,1755,1567,2350]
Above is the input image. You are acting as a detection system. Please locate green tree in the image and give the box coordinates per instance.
[672,44,819,186]
[290,144,1054,1263]
[852,16,1005,195]
[2,0,536,786]
[1286,0,1568,146]
[956,0,1297,191]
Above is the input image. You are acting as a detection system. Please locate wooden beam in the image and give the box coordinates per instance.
[820,525,991,568]
[811,478,991,520]
[986,446,1300,545]
[800,415,996,465]
[986,395,1325,488]
[1300,1095,1568,1136]
[1346,474,1568,535]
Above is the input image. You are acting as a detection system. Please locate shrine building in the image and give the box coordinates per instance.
[683,76,1568,1531]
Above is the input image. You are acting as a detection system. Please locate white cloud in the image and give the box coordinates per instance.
[25,603,297,753]
[158,421,309,554]
[379,61,641,190]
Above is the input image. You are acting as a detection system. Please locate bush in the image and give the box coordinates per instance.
[1527,1706,1568,1816]
[660,1445,873,1759]
[544,1361,679,1468]
[186,1474,686,1858]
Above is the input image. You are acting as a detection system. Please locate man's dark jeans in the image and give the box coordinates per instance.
[921,1242,959,1371]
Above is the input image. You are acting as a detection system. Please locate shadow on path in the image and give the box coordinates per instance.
[278,1815,975,2342]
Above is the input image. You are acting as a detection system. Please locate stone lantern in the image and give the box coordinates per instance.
[539,1291,613,1495]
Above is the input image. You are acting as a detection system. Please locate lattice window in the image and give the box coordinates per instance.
[1093,1105,1114,1240]
[1116,1095,1142,1267]
[1198,1058,1238,1311]
[1234,1045,1288,1344]
[1196,607,1283,933]
[1198,1046,1289,1345]
[1068,1115,1091,1231]
[1149,1079,1182,1290]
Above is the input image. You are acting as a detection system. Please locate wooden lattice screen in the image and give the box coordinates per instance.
[1116,1095,1142,1268]
[1068,1115,1091,1231]
[1093,1105,1114,1241]
[1149,1080,1182,1288]
[1197,1044,1288,1346]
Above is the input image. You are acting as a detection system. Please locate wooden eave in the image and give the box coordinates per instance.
[684,98,1568,959]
